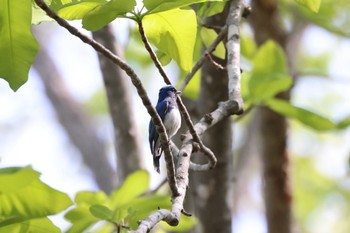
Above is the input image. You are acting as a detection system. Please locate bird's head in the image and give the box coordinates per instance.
[158,85,181,101]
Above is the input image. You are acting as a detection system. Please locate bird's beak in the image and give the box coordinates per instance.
[176,90,181,95]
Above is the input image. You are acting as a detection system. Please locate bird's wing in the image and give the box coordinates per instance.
[148,120,157,155]
[148,100,170,173]
[156,99,169,121]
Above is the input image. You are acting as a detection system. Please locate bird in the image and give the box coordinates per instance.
[149,85,182,173]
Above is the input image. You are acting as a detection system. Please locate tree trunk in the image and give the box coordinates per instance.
[33,27,116,193]
[92,25,143,184]
[189,6,234,232]
[250,0,296,232]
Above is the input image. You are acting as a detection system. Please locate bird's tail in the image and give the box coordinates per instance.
[153,148,162,173]
[153,157,160,174]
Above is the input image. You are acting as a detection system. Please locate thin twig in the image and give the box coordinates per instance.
[178,26,228,92]
[205,53,225,71]
[33,0,180,196]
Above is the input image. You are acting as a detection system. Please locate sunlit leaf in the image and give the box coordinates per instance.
[337,115,350,130]
[143,9,197,71]
[266,98,337,131]
[65,192,108,233]
[200,27,225,59]
[0,167,72,227]
[57,0,106,20]
[0,218,60,233]
[240,34,257,60]
[82,0,136,31]
[65,205,99,233]
[0,167,39,192]
[196,1,227,17]
[75,191,109,205]
[156,50,172,66]
[288,0,350,37]
[0,0,39,90]
[90,205,113,221]
[126,195,171,229]
[297,51,331,77]
[295,0,321,13]
[248,40,292,102]
[143,0,227,14]
[177,29,202,100]
[110,170,149,208]
[32,0,53,24]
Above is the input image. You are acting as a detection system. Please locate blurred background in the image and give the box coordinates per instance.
[1,0,350,232]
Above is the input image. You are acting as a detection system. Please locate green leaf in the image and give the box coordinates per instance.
[32,0,54,24]
[0,218,60,233]
[0,0,39,90]
[89,205,113,221]
[65,205,99,233]
[295,0,321,13]
[337,115,350,130]
[110,170,149,208]
[82,0,136,31]
[266,98,337,131]
[248,40,292,103]
[0,167,72,227]
[0,167,39,193]
[75,191,109,205]
[177,28,202,100]
[143,8,197,71]
[288,0,350,37]
[126,195,171,229]
[156,50,172,66]
[200,27,225,59]
[240,34,257,59]
[143,0,226,14]
[297,51,330,77]
[65,192,108,233]
[57,0,106,20]
[197,1,227,17]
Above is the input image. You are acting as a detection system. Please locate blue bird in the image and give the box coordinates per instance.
[149,85,182,173]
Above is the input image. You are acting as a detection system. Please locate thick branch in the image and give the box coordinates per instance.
[226,0,244,112]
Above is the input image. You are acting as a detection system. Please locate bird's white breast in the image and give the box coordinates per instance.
[163,108,181,138]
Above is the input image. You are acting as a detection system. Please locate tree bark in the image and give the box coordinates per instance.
[33,27,116,193]
[92,25,143,184]
[189,7,233,232]
[250,1,296,232]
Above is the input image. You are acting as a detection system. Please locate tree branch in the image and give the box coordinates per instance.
[178,26,228,92]
[34,0,179,196]
[226,0,245,113]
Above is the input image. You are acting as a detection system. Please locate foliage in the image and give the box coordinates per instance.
[0,169,195,232]
[293,157,350,233]
[64,170,195,232]
[0,166,71,231]
[0,0,39,91]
